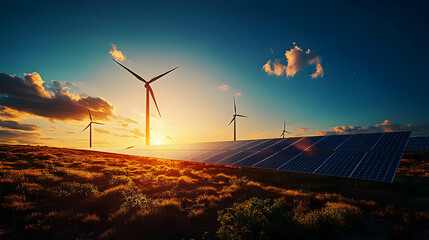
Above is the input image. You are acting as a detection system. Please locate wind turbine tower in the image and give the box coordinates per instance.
[112,59,178,145]
[82,110,104,148]
[228,96,247,141]
[280,118,292,138]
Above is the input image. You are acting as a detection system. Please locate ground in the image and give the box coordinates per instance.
[0,144,428,239]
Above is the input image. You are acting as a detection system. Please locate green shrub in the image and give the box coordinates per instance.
[217,197,288,240]
[110,175,132,186]
[229,176,249,186]
[117,199,182,239]
[93,185,127,212]
[54,181,99,198]
[50,167,102,180]
[120,188,149,211]
[2,194,34,211]
[101,167,128,176]
[295,202,362,236]
[34,171,61,183]
[25,211,80,233]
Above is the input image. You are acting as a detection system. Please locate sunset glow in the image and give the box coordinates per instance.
[0,1,428,239]
[0,1,428,149]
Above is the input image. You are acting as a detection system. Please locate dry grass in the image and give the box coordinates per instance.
[0,144,428,239]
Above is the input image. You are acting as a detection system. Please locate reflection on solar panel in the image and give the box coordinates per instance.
[406,136,429,152]
[103,131,410,183]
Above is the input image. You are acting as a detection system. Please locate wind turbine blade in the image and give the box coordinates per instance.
[286,131,292,134]
[125,146,135,150]
[236,114,248,118]
[92,122,105,125]
[112,59,147,83]
[82,123,91,132]
[228,116,236,126]
[233,96,236,114]
[280,132,284,137]
[283,118,285,130]
[148,86,161,117]
[148,67,179,84]
[88,109,92,121]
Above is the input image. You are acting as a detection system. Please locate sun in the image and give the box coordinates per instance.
[154,140,161,145]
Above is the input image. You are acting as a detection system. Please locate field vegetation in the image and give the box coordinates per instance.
[0,145,428,239]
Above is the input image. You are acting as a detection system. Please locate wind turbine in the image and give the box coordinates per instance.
[280,118,292,139]
[228,96,247,141]
[82,110,104,148]
[112,59,178,146]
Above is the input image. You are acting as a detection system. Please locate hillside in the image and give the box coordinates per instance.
[0,144,428,239]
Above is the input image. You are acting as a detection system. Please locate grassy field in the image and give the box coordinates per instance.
[0,144,428,239]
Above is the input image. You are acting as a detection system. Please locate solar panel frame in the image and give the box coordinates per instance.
[101,131,410,183]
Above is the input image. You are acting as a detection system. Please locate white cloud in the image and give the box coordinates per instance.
[109,44,126,62]
[218,84,230,91]
[297,127,310,132]
[317,120,429,135]
[263,43,324,79]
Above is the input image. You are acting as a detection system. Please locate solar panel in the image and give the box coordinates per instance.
[252,151,301,169]
[350,152,403,182]
[406,136,429,152]
[373,131,410,151]
[233,151,276,167]
[103,131,410,183]
[285,136,326,151]
[314,152,366,177]
[307,134,352,151]
[278,152,334,173]
[335,133,383,151]
[262,138,296,151]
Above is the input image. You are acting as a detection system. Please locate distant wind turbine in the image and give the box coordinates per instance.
[280,118,292,139]
[112,59,178,146]
[82,110,105,148]
[228,96,247,141]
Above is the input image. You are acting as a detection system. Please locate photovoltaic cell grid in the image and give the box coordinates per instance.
[406,136,429,152]
[108,131,411,183]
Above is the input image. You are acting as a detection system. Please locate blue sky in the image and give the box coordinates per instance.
[0,0,428,147]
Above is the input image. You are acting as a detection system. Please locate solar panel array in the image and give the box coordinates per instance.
[406,136,429,152]
[105,131,410,183]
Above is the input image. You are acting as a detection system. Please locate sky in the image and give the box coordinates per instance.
[0,0,428,148]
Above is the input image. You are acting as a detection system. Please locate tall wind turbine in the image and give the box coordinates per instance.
[82,110,105,148]
[228,96,247,141]
[112,59,178,146]
[280,118,292,139]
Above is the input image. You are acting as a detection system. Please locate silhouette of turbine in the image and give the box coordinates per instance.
[280,118,292,139]
[112,59,178,146]
[82,110,104,148]
[228,96,247,141]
